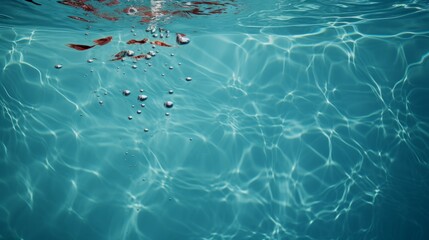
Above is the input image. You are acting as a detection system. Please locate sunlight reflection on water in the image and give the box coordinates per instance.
[1,0,429,239]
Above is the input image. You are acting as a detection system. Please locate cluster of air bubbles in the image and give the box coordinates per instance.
[57,21,195,138]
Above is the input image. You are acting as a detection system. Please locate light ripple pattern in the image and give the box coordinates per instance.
[1,0,429,240]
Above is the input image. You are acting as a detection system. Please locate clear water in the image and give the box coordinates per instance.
[1,0,429,239]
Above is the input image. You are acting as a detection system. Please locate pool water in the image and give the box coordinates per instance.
[1,0,429,239]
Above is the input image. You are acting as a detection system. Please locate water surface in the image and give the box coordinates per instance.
[1,0,429,239]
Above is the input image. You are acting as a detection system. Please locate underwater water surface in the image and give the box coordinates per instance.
[1,0,429,239]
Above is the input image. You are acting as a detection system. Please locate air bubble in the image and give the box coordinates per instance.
[127,50,135,56]
[123,90,131,96]
[164,101,173,108]
[137,95,148,101]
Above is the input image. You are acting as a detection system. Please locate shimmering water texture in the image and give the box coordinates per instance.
[1,0,429,239]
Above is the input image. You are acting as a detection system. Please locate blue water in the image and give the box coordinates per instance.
[1,0,429,239]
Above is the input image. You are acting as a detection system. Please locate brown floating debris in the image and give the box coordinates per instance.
[150,41,172,47]
[67,36,112,51]
[127,38,149,44]
[67,44,95,51]
[93,36,113,46]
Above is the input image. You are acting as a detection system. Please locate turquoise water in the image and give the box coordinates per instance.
[1,0,429,239]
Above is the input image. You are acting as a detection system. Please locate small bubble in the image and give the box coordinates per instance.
[137,95,148,101]
[99,100,103,105]
[141,104,145,107]
[165,112,170,116]
[128,116,133,120]
[137,110,142,114]
[170,53,175,56]
[144,128,149,132]
[132,65,137,69]
[140,89,144,92]
[131,105,135,108]
[87,59,94,63]
[54,64,62,69]
[122,90,131,96]
[185,77,192,81]
[127,50,135,56]
[164,101,173,108]
[169,66,173,70]
[161,73,165,77]
[168,90,174,94]
[178,63,182,66]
